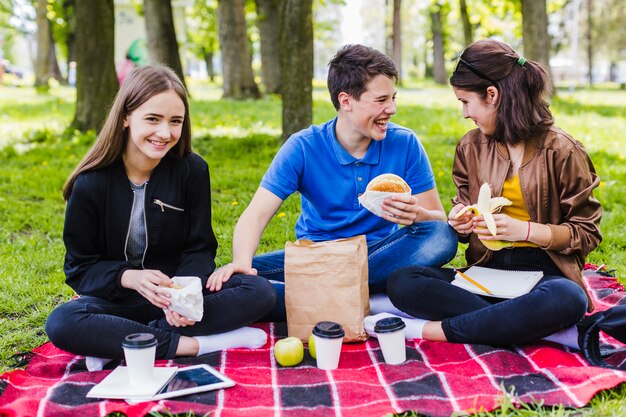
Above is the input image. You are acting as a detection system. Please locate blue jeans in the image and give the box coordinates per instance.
[387,248,588,345]
[45,274,276,360]
[253,220,458,321]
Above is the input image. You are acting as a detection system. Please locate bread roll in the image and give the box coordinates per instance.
[366,173,410,193]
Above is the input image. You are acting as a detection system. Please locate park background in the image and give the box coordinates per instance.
[1,1,625,416]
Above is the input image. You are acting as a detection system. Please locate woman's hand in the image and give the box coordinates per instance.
[473,214,528,242]
[448,204,474,235]
[206,263,257,292]
[121,269,173,309]
[164,309,196,328]
[381,194,421,225]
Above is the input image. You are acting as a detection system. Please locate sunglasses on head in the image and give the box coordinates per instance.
[455,56,497,85]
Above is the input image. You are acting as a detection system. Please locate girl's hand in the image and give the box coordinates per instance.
[206,263,257,292]
[448,204,474,235]
[121,269,173,309]
[473,214,528,242]
[164,309,196,328]
[381,194,421,225]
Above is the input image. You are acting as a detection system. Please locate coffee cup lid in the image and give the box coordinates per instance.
[312,321,345,339]
[122,333,157,348]
[374,317,406,333]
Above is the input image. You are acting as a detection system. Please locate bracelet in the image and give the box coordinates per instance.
[525,221,531,241]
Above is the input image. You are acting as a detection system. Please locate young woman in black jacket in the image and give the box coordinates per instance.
[46,66,275,370]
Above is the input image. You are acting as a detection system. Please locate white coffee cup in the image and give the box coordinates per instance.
[312,321,345,370]
[374,317,406,365]
[122,333,157,385]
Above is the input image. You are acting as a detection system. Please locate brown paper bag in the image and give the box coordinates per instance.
[284,235,369,342]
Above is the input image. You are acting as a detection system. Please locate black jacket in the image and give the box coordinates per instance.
[63,153,218,300]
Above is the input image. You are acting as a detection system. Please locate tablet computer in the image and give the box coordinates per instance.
[151,364,235,400]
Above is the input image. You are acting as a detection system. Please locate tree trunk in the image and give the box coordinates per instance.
[34,0,51,87]
[586,0,593,85]
[255,0,281,94]
[280,0,312,141]
[63,0,77,68]
[72,0,118,132]
[217,0,261,99]
[424,47,432,78]
[521,0,553,95]
[143,0,187,89]
[203,48,215,82]
[391,0,402,85]
[459,0,472,47]
[430,6,446,85]
[48,28,65,83]
[66,32,76,65]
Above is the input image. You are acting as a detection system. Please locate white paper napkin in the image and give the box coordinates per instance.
[162,276,204,321]
[358,190,412,218]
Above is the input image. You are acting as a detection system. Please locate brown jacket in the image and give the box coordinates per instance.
[452,127,602,311]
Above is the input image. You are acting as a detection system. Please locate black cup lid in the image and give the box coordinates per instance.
[312,321,345,339]
[122,333,157,348]
[374,317,406,333]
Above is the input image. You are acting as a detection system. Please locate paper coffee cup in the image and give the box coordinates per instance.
[122,333,157,385]
[374,317,406,365]
[312,321,345,370]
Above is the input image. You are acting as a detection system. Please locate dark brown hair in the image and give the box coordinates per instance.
[63,65,192,200]
[450,39,553,145]
[327,44,398,110]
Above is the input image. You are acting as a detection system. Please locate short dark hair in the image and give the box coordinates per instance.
[327,44,398,110]
[450,39,553,145]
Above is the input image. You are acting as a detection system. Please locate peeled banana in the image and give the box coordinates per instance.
[455,182,512,250]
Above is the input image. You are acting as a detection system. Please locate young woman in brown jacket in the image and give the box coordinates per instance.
[369,39,602,347]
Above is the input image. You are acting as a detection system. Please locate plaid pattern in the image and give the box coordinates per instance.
[1,267,626,417]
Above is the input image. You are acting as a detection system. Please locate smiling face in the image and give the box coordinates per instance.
[339,74,397,143]
[453,86,498,135]
[123,89,185,168]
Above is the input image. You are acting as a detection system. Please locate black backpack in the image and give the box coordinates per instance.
[578,305,626,369]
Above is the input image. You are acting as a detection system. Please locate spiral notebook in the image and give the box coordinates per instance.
[452,266,543,299]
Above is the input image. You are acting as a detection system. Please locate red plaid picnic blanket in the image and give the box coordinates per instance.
[1,267,626,417]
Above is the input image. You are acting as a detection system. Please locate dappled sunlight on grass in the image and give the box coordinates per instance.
[0,85,75,148]
[190,93,281,138]
[552,92,626,156]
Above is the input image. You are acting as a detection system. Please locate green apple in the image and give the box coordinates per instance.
[274,337,304,367]
[308,333,316,359]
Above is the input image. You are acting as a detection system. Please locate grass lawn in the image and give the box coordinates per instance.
[0,80,625,416]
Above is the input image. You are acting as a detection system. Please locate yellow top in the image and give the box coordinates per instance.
[500,175,539,248]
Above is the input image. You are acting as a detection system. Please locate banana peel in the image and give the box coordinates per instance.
[455,182,512,250]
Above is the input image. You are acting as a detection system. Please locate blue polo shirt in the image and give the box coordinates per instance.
[260,118,436,242]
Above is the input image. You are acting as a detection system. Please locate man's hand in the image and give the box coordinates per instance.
[206,263,258,292]
[380,194,421,225]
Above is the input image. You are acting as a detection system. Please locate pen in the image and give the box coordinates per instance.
[456,269,492,295]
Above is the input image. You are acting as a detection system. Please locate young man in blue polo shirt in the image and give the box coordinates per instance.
[208,44,457,320]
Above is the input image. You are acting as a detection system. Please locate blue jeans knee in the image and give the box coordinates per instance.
[367,220,458,292]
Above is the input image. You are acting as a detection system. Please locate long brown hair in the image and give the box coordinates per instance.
[449,39,553,145]
[63,65,192,200]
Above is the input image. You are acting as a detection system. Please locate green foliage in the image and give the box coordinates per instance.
[0,0,12,13]
[47,0,75,62]
[186,0,219,59]
[1,83,625,416]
